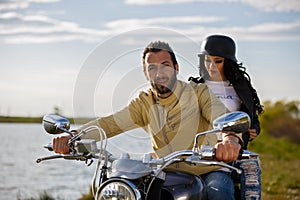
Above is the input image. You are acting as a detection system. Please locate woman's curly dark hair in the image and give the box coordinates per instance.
[194,55,264,114]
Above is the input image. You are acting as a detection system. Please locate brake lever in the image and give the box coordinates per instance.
[43,143,53,151]
[36,154,63,163]
[36,153,95,164]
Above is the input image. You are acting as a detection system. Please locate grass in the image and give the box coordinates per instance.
[18,192,58,200]
[248,132,300,200]
[0,116,43,123]
[0,115,92,124]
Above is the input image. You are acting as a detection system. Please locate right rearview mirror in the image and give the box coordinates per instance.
[213,111,250,133]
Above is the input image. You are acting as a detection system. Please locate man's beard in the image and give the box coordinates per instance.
[151,72,177,95]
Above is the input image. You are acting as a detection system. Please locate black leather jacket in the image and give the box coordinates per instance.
[233,78,260,149]
[189,76,260,149]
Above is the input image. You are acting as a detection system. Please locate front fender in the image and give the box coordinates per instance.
[161,171,204,200]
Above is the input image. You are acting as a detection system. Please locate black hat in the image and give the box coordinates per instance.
[199,34,237,62]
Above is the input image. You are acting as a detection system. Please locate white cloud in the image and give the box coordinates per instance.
[182,20,300,41]
[125,0,300,12]
[0,12,108,43]
[0,0,299,44]
[1,13,300,44]
[247,20,300,33]
[104,16,225,31]
[104,16,300,42]
[0,0,60,11]
[0,14,225,44]
[241,0,300,12]
[125,0,201,5]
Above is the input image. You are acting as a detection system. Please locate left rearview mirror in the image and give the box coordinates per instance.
[42,114,70,135]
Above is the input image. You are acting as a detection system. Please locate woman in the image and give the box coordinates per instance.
[191,34,263,149]
[189,34,264,200]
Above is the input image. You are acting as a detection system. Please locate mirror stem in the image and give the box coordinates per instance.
[192,129,221,153]
[68,132,83,144]
[57,127,75,137]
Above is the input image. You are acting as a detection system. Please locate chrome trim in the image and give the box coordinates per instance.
[98,178,142,200]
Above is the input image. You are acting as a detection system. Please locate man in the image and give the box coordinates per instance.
[53,41,241,199]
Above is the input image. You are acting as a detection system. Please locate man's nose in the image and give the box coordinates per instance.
[155,67,164,77]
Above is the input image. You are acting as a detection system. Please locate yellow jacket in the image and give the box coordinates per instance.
[79,80,228,174]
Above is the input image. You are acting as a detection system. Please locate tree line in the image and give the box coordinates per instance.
[259,100,300,144]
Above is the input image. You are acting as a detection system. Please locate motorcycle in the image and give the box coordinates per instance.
[36,111,259,200]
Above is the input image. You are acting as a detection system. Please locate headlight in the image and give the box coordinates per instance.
[97,179,141,200]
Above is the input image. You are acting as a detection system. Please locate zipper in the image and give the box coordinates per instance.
[161,105,173,153]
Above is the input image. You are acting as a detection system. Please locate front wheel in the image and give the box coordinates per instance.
[97,178,142,200]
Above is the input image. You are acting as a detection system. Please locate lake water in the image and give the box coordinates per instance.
[0,123,152,200]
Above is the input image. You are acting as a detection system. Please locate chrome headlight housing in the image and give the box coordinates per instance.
[97,179,141,200]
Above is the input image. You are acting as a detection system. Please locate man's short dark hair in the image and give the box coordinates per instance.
[142,41,178,66]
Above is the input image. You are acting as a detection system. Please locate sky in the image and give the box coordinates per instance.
[1,0,300,118]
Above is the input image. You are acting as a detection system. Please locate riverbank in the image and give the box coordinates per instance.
[0,116,92,124]
[0,116,42,123]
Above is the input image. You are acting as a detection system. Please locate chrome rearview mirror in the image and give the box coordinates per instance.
[213,111,250,133]
[192,111,250,153]
[42,114,73,136]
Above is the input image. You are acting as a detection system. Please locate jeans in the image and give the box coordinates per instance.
[232,159,262,200]
[202,171,235,200]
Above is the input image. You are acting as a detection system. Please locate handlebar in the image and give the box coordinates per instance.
[37,114,258,175]
[37,139,256,175]
[141,148,244,175]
